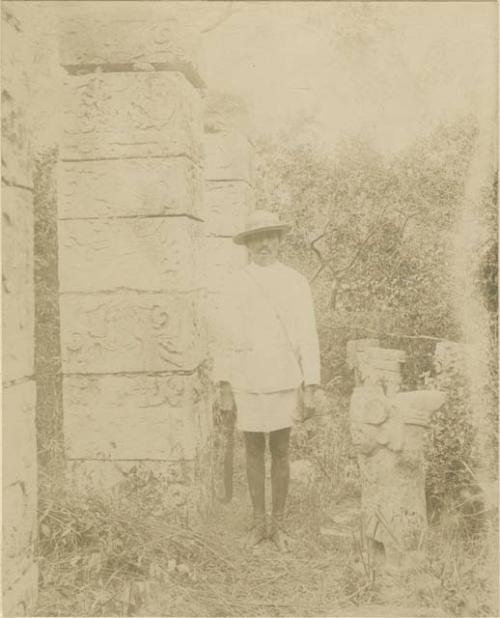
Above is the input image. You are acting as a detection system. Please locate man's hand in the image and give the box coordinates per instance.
[219,381,235,412]
[302,384,316,421]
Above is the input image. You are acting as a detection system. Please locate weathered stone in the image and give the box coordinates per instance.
[59,158,203,219]
[58,4,204,87]
[204,132,253,183]
[205,180,254,236]
[2,382,37,593]
[59,217,201,293]
[63,373,207,460]
[2,187,34,383]
[1,7,32,188]
[204,91,252,135]
[350,385,446,571]
[202,236,247,291]
[60,291,204,373]
[61,72,202,161]
[2,561,38,618]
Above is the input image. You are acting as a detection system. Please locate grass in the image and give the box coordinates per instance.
[35,395,498,617]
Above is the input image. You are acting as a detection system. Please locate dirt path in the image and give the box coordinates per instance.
[140,463,445,617]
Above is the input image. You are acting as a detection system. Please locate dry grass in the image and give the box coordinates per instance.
[35,397,497,617]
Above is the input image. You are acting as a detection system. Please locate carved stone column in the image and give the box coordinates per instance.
[347,341,445,573]
[203,92,255,501]
[57,3,210,522]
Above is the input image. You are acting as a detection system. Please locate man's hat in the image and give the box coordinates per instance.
[233,209,291,245]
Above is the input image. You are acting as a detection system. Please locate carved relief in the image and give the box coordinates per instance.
[350,382,446,570]
[61,72,202,161]
[60,292,204,373]
[59,218,202,293]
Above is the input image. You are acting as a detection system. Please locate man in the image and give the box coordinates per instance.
[213,209,321,551]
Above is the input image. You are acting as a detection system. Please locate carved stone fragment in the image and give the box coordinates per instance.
[350,384,446,571]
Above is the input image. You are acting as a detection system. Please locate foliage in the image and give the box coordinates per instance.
[254,116,497,514]
[254,117,479,385]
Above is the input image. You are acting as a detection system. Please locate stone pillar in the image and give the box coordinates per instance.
[203,91,254,500]
[2,3,38,614]
[347,341,445,575]
[57,3,210,521]
[350,386,446,574]
[203,91,254,299]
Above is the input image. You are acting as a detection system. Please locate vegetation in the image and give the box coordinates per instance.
[34,116,497,615]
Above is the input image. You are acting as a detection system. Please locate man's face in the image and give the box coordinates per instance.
[246,230,281,266]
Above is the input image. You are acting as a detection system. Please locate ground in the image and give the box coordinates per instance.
[35,407,496,617]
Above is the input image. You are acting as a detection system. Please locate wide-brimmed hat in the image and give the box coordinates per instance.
[233,209,291,245]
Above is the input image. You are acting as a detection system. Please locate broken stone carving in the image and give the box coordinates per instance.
[348,342,446,572]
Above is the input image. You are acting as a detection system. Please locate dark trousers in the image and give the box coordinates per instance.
[243,427,291,520]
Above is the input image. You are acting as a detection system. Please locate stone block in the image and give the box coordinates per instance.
[204,91,252,135]
[205,180,254,236]
[1,6,32,188]
[2,187,34,383]
[61,72,202,161]
[58,217,201,293]
[204,132,253,183]
[59,157,202,219]
[63,373,207,460]
[2,382,37,592]
[58,4,204,87]
[60,291,204,373]
[2,561,38,618]
[203,236,247,292]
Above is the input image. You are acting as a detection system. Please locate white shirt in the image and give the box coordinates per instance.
[212,261,320,393]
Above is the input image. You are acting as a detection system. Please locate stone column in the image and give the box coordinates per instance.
[203,91,254,301]
[203,91,255,500]
[57,3,209,521]
[2,3,38,614]
[347,341,445,575]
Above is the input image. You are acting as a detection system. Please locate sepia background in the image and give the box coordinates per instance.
[1,1,498,616]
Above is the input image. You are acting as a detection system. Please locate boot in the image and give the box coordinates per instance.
[269,512,294,552]
[245,513,267,548]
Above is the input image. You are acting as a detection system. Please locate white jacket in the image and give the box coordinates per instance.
[212,261,320,393]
